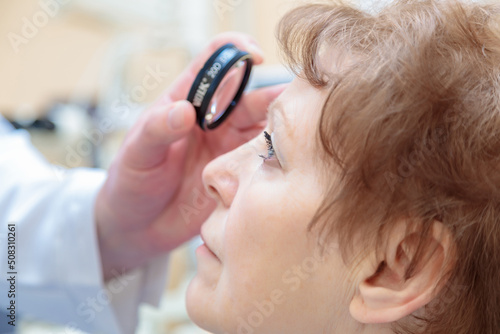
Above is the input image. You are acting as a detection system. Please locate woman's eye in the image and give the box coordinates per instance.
[258,131,278,163]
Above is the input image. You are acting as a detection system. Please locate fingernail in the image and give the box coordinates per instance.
[249,43,264,60]
[168,102,186,130]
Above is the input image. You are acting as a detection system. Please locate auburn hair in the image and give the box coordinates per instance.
[278,0,500,333]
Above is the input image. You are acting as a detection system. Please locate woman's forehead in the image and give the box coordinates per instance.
[270,78,330,167]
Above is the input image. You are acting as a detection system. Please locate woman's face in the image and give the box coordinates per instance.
[186,78,358,334]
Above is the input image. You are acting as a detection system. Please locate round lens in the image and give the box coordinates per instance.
[205,60,248,125]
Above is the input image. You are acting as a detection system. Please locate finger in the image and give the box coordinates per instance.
[122,100,196,170]
[226,83,288,130]
[165,32,266,103]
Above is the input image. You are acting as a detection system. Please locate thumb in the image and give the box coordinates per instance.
[122,100,196,170]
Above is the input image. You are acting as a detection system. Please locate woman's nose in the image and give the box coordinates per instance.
[202,151,241,208]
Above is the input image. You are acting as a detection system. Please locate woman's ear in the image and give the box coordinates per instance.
[349,220,456,324]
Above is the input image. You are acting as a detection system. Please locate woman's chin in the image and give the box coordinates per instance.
[186,276,220,334]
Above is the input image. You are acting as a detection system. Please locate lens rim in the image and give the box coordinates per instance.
[187,43,253,130]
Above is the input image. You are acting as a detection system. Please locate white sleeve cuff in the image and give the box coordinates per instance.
[105,254,170,334]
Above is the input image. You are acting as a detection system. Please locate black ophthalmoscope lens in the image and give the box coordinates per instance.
[187,44,253,130]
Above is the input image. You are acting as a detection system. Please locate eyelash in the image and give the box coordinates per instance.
[258,131,276,161]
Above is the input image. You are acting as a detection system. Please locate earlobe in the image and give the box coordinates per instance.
[349,220,456,324]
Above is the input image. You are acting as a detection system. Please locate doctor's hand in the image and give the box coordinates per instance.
[95,33,285,280]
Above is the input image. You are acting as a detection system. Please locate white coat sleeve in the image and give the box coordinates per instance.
[0,122,169,334]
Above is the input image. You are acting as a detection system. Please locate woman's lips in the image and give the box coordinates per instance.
[196,243,219,260]
[199,233,220,261]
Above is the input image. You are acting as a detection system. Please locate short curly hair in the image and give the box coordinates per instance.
[278,0,500,333]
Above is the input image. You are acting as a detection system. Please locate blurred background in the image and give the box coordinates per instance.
[1,0,299,333]
[1,0,299,169]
